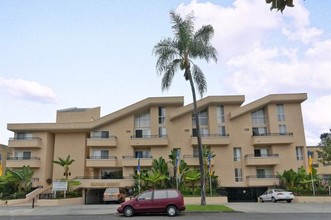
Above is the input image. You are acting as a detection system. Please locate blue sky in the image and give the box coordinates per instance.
[1,0,330,145]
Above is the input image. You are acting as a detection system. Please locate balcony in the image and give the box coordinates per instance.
[191,134,230,146]
[183,155,215,166]
[87,136,118,147]
[246,175,279,186]
[252,132,294,146]
[130,135,168,147]
[6,156,41,168]
[8,137,42,148]
[86,156,117,167]
[122,156,153,167]
[244,154,280,166]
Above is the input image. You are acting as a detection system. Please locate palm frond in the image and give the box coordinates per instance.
[191,64,207,97]
[170,10,194,54]
[153,38,179,74]
[161,59,181,91]
[194,25,214,44]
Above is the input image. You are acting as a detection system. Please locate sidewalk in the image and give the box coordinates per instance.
[0,204,118,216]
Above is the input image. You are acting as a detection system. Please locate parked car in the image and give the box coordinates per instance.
[117,189,186,217]
[259,189,294,203]
[103,187,126,203]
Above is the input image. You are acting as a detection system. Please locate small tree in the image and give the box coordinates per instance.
[185,169,201,195]
[53,155,75,181]
[6,165,34,194]
[317,130,331,165]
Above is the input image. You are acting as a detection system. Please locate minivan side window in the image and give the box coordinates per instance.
[154,190,167,199]
[167,190,178,198]
[138,191,152,200]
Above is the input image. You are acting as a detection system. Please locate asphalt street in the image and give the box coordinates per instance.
[0,202,330,218]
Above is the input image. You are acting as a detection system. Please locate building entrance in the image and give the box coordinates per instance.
[226,187,267,202]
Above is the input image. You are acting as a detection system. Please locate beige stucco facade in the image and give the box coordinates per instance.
[6,93,309,200]
[307,146,331,180]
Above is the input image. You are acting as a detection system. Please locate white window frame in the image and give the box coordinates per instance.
[235,168,243,182]
[233,148,241,161]
[296,146,304,161]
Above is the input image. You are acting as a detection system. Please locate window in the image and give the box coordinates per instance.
[296,146,304,160]
[279,124,287,134]
[256,168,273,178]
[193,147,199,157]
[252,109,267,135]
[91,131,109,138]
[135,112,151,138]
[154,190,167,199]
[217,106,225,123]
[135,112,150,127]
[92,150,109,159]
[233,148,241,161]
[252,109,266,125]
[138,191,152,200]
[101,168,122,179]
[276,104,285,121]
[158,107,166,124]
[167,190,179,198]
[218,126,226,136]
[192,109,209,137]
[15,151,31,160]
[254,149,270,157]
[158,127,167,137]
[16,132,33,140]
[135,150,151,158]
[235,168,243,182]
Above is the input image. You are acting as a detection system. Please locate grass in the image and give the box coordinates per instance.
[185,204,233,212]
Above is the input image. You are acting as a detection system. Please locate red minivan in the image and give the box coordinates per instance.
[117,189,185,217]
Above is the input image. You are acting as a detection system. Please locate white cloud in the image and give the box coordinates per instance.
[0,77,57,103]
[281,2,323,43]
[303,95,331,145]
[176,0,331,145]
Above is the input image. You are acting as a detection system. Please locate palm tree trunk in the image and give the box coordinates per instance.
[187,70,206,206]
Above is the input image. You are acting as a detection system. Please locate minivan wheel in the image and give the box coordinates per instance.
[259,198,264,203]
[272,197,277,203]
[123,206,134,217]
[167,205,177,217]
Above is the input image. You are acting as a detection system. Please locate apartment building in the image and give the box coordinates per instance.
[6,93,308,202]
[307,146,331,181]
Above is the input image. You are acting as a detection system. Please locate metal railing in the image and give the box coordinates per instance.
[9,137,41,141]
[244,154,279,158]
[122,155,153,159]
[86,156,117,159]
[192,133,229,137]
[246,175,278,179]
[89,135,117,139]
[7,156,40,160]
[252,132,293,137]
[130,135,168,139]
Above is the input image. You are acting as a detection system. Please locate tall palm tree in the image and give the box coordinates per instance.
[53,155,75,181]
[153,10,217,205]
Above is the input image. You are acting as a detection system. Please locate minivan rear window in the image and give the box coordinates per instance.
[167,190,178,198]
[154,190,167,199]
